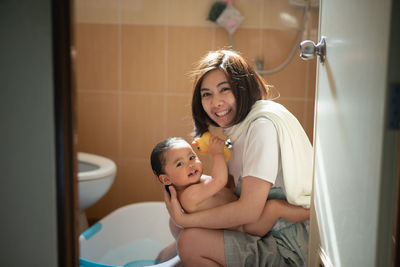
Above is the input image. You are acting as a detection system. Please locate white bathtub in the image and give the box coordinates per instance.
[79,202,181,267]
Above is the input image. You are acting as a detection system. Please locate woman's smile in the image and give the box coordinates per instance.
[200,70,237,127]
[215,109,230,117]
[212,108,234,126]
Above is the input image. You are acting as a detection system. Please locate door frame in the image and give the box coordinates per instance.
[53,0,79,266]
[376,1,400,266]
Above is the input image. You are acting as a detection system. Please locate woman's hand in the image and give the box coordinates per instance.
[164,186,187,227]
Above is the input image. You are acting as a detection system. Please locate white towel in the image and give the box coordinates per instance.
[223,100,313,208]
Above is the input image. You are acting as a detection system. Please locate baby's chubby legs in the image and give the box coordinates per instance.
[159,226,225,266]
[243,199,310,237]
[178,228,226,267]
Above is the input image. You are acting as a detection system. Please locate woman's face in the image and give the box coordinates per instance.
[200,69,237,128]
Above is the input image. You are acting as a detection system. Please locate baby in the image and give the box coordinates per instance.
[150,135,309,237]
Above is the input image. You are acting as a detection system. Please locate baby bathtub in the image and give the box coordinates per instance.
[79,201,181,267]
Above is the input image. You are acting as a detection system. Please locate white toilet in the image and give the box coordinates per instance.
[78,152,117,233]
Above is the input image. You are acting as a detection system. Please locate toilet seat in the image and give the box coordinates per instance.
[78,152,116,181]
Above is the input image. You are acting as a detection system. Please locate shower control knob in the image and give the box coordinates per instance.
[299,36,326,62]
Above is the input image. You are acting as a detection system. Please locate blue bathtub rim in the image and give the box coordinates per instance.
[81,222,102,240]
[80,257,116,267]
[80,257,160,267]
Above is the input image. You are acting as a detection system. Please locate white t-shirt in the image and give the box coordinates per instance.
[227,117,285,195]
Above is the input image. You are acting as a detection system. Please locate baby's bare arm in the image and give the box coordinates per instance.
[208,136,228,187]
[180,135,229,213]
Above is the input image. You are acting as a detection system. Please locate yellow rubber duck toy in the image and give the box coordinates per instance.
[191,132,232,162]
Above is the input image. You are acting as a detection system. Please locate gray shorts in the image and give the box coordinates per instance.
[224,187,309,267]
[224,220,308,267]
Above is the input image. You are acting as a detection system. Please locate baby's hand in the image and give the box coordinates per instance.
[208,135,225,156]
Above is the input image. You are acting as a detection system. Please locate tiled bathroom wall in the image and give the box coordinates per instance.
[73,0,319,222]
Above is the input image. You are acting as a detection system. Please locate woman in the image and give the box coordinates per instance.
[165,49,313,266]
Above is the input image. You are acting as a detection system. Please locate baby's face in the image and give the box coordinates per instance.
[162,141,203,188]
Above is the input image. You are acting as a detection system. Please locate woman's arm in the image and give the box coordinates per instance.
[165,176,271,229]
[169,217,182,240]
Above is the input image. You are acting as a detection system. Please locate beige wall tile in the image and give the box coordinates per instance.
[263,0,305,29]
[305,99,315,143]
[167,26,213,94]
[308,7,320,41]
[232,28,263,65]
[262,28,298,67]
[168,0,215,26]
[234,0,263,28]
[74,0,120,24]
[121,0,168,25]
[120,94,166,159]
[165,94,194,140]
[121,25,167,93]
[261,28,307,98]
[265,57,308,99]
[118,159,164,205]
[75,23,119,91]
[76,91,120,159]
[214,27,231,50]
[306,59,317,100]
[86,160,123,221]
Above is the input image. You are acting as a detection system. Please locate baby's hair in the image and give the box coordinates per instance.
[150,137,187,177]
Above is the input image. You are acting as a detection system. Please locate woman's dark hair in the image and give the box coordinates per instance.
[191,49,271,136]
[150,137,186,177]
